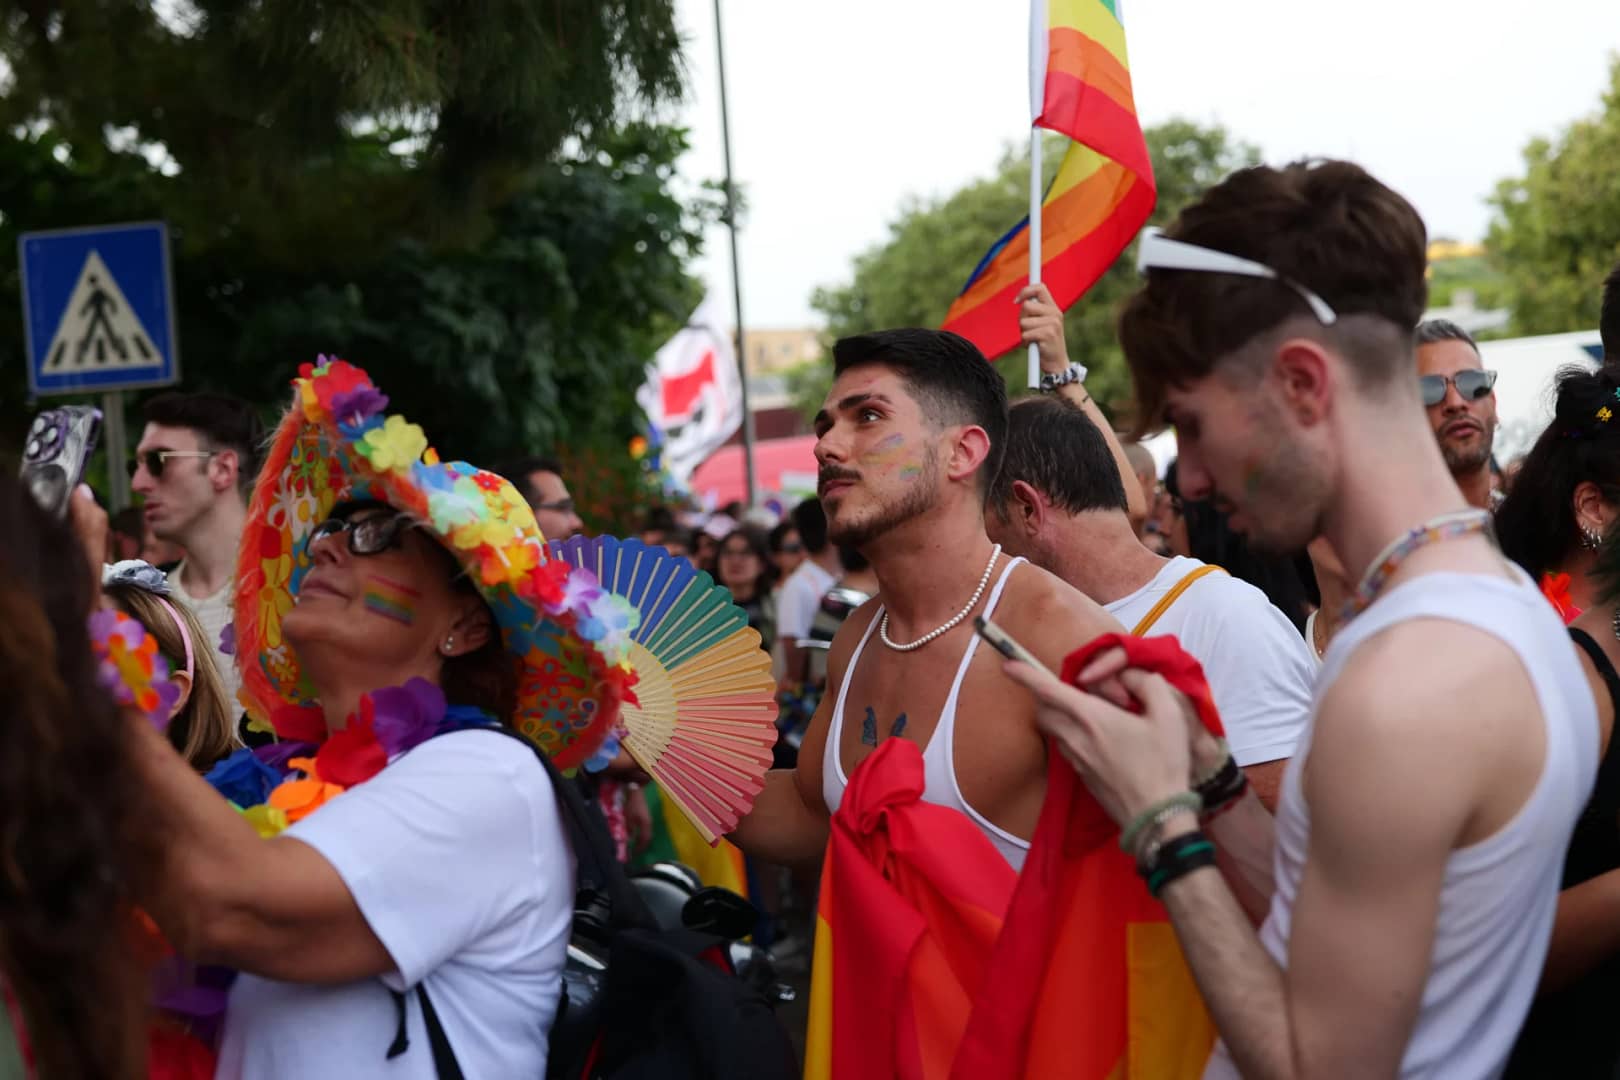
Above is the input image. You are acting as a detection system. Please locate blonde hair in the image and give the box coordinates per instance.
[104,584,239,771]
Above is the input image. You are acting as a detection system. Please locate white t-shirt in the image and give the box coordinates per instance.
[215,730,574,1079]
[166,562,242,711]
[1107,556,1313,767]
[775,558,837,643]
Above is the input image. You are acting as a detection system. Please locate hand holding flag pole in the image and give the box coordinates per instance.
[945,0,1157,379]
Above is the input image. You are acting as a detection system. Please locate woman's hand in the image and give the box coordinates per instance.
[69,484,109,600]
[1003,657,1196,827]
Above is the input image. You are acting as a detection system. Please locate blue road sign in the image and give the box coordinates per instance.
[19,221,179,396]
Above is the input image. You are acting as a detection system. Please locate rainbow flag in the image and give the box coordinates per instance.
[804,738,1017,1080]
[804,635,1220,1080]
[942,0,1156,360]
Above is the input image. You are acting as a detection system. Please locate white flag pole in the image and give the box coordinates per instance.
[1028,128,1042,390]
[1027,0,1047,389]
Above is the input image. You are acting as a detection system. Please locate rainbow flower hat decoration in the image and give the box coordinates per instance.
[233,357,637,771]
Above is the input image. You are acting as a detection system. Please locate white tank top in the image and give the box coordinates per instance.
[822,557,1031,870]
[1205,569,1599,1079]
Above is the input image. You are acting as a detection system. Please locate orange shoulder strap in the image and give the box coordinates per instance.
[1130,564,1225,636]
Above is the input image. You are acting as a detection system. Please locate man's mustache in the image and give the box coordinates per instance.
[818,467,861,490]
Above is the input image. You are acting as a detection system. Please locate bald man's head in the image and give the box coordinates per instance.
[1123,440,1157,495]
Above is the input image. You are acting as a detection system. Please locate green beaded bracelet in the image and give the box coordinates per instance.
[1119,791,1203,858]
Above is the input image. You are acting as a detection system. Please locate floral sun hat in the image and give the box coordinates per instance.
[233,357,638,771]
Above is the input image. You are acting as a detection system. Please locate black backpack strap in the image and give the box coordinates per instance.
[417,982,464,1080]
[383,985,462,1079]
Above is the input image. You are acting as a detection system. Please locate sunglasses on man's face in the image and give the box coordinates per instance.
[130,449,215,479]
[778,542,804,554]
[1419,369,1497,408]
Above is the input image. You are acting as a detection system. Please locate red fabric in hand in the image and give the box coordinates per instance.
[1059,632,1224,738]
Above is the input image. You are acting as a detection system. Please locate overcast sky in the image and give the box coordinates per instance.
[668,0,1620,329]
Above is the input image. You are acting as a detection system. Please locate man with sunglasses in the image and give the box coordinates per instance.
[1001,161,1597,1079]
[498,456,585,541]
[133,391,263,707]
[1416,319,1500,511]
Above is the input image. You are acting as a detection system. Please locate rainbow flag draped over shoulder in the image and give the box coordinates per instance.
[942,0,1157,360]
[805,634,1219,1080]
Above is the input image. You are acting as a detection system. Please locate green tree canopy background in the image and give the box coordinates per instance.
[1487,55,1620,337]
[0,1,711,529]
[801,119,1260,420]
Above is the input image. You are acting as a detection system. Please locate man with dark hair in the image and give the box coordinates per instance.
[133,390,264,706]
[498,456,584,541]
[987,394,1311,809]
[1602,259,1620,363]
[1009,160,1596,1078]
[731,325,1115,869]
[1415,318,1499,509]
[774,498,841,690]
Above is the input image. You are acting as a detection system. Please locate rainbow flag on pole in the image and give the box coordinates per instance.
[942,0,1156,361]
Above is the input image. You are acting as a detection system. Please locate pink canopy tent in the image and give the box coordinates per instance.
[689,434,819,507]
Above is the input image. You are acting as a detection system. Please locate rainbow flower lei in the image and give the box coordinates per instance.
[89,609,181,728]
[204,678,496,838]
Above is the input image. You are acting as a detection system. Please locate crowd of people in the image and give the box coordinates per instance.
[4,155,1620,1080]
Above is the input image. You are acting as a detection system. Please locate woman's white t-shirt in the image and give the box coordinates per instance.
[215,729,574,1079]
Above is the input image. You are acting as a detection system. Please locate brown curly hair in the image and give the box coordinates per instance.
[0,475,152,1078]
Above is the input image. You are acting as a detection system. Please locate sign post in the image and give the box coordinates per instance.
[18,221,180,512]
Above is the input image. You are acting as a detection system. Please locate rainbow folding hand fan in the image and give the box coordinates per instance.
[547,535,779,844]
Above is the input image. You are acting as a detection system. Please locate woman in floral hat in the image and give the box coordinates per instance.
[121,359,635,1078]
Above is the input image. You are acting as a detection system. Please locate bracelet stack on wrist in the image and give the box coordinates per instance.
[1142,831,1218,898]
[1192,739,1248,821]
[1038,362,1088,393]
[1120,791,1202,858]
[1122,791,1218,898]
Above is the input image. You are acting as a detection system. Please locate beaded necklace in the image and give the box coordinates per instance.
[879,544,1001,652]
[1342,509,1493,621]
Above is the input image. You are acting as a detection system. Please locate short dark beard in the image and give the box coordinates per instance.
[1441,439,1492,475]
[826,450,940,548]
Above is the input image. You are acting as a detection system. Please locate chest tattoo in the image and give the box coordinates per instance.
[861,706,909,746]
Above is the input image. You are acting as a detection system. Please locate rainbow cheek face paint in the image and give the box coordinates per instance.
[862,434,926,481]
[362,574,421,625]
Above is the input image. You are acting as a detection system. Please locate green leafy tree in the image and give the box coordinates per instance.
[805,120,1259,418]
[1487,56,1620,335]
[0,3,712,531]
[0,124,718,532]
[0,0,685,259]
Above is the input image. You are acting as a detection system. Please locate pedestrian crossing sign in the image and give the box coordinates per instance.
[19,221,179,395]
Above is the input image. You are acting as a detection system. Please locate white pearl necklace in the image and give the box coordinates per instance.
[879,544,1002,652]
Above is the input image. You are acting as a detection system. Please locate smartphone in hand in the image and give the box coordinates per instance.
[20,405,102,518]
[973,614,1056,678]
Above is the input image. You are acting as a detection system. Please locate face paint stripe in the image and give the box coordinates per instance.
[362,574,420,625]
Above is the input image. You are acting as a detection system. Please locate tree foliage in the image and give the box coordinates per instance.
[804,119,1259,418]
[0,0,686,257]
[1487,56,1620,336]
[0,2,711,532]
